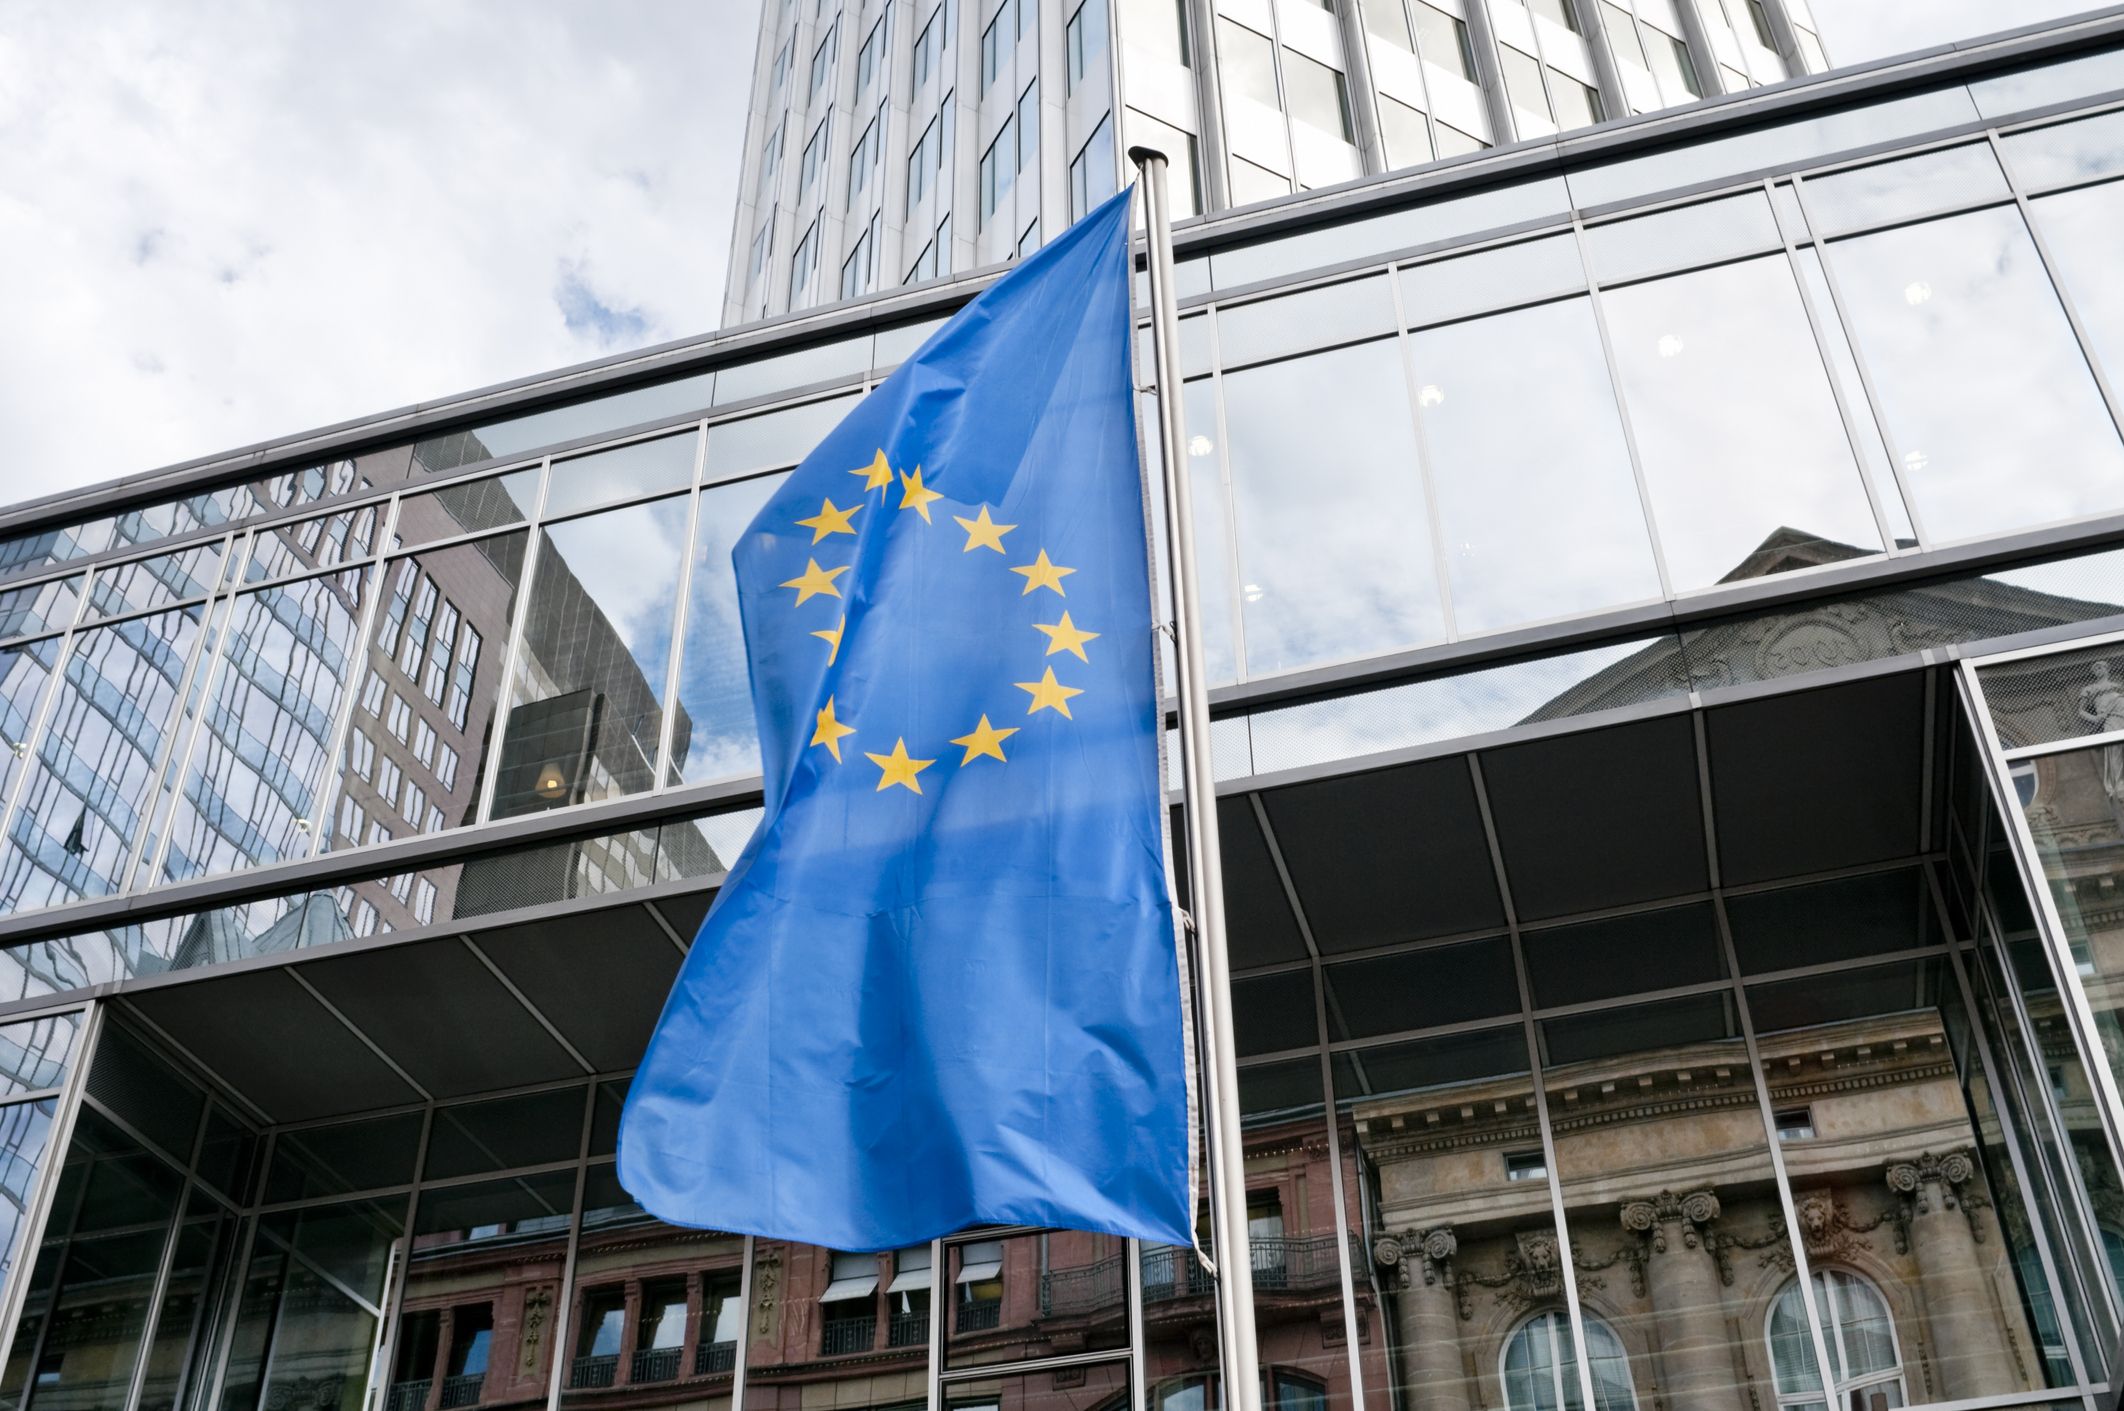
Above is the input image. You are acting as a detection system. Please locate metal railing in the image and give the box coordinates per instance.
[569,1354,620,1389]
[632,1345,683,1383]
[696,1339,738,1374]
[821,1315,877,1355]
[887,1309,930,1347]
[438,1372,485,1408]
[384,1381,431,1411]
[1034,1234,1351,1313]
[956,1296,1002,1332]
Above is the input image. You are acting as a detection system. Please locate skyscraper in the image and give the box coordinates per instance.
[721,0,1831,322]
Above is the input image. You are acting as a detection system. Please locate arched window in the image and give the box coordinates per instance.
[1767,1270,1905,1410]
[1501,1309,1637,1411]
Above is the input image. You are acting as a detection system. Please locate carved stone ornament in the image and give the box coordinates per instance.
[264,1376,345,1411]
[1459,1229,1590,1317]
[1374,1226,1456,1290]
[1620,1188,1722,1253]
[1885,1149,1989,1242]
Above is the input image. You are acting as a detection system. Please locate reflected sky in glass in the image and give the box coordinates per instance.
[1221,339,1446,675]
[1829,205,2124,543]
[1603,254,1882,588]
[2027,180,2124,401]
[1409,297,1661,630]
[672,473,786,785]
[1144,381,1240,685]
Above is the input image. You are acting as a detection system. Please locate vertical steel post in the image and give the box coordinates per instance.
[1129,144,1263,1411]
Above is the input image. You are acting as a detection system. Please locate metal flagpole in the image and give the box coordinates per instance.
[1130,144,1264,1411]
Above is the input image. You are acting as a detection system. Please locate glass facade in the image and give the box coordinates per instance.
[8,19,2124,1411]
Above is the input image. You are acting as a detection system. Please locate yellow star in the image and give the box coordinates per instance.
[795,497,862,543]
[1016,666,1084,719]
[950,714,1019,765]
[809,696,856,762]
[1033,611,1100,662]
[811,615,844,664]
[953,505,1016,554]
[865,737,935,793]
[851,449,894,491]
[780,558,848,605]
[1011,549,1075,597]
[899,466,943,523]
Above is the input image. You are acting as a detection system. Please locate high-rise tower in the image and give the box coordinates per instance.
[720,0,1831,324]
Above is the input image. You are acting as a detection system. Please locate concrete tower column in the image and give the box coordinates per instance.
[1620,1190,1744,1411]
[1375,1227,1470,1411]
[1885,1152,2020,1401]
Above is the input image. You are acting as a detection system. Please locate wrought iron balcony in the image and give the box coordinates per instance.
[632,1345,684,1383]
[569,1353,620,1389]
[956,1296,1002,1332]
[1124,1234,1350,1307]
[438,1372,485,1408]
[887,1309,931,1347]
[695,1339,738,1374]
[384,1380,431,1411]
[821,1314,877,1355]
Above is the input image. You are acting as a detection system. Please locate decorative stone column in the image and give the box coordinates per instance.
[1374,1227,1469,1411]
[1886,1151,2018,1400]
[1620,1189,1742,1411]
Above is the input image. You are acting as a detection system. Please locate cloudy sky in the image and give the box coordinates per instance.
[0,1,2099,507]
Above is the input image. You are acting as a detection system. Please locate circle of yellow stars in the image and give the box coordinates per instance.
[774,446,1098,794]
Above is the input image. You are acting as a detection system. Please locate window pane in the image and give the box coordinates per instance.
[1221,339,1446,673]
[1283,50,1353,140]
[1400,234,1586,324]
[546,432,699,520]
[2027,179,2124,402]
[0,638,59,821]
[218,1198,405,1411]
[0,606,204,911]
[1801,143,2010,234]
[1602,254,1884,589]
[90,542,224,617]
[672,474,787,785]
[495,496,690,817]
[944,1229,1127,1366]
[0,577,79,644]
[1499,46,1553,134]
[706,394,862,476]
[1522,902,1724,1007]
[747,1238,929,1408]
[1379,95,1431,168]
[1219,19,1280,108]
[321,534,526,860]
[1409,297,1661,631]
[1141,382,1240,684]
[1217,276,1395,367]
[1413,3,1473,80]
[395,470,541,548]
[1583,191,1780,285]
[1336,1025,1565,1411]
[1366,0,1414,50]
[2002,111,2124,189]
[1827,206,2124,542]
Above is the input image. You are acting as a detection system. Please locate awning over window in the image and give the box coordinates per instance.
[955,1239,1003,1283]
[887,1243,932,1293]
[820,1273,879,1302]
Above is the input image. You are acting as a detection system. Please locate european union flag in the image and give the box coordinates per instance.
[618,188,1194,1251]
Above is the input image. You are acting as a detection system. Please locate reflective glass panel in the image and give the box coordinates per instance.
[1217,277,1395,368]
[413,372,718,474]
[1399,234,1586,325]
[951,1361,1130,1411]
[1221,339,1446,674]
[1723,868,1935,975]
[133,1199,233,1411]
[1324,936,1517,1039]
[244,505,381,583]
[0,1101,55,1286]
[1539,993,1789,1410]
[2003,112,2124,189]
[1801,143,2010,233]
[391,1173,575,1409]
[1583,190,1780,284]
[713,340,870,407]
[0,637,59,821]
[1408,297,1661,630]
[0,1012,71,1101]
[0,578,78,643]
[745,1239,928,1411]
[494,496,690,818]
[424,1085,585,1180]
[1602,254,1883,588]
[671,474,786,785]
[0,605,205,912]
[322,533,525,860]
[1335,1024,1565,1411]
[705,394,862,476]
[1826,206,2124,543]
[267,1111,424,1203]
[1522,902,1724,1007]
[1792,247,1916,547]
[86,542,223,618]
[547,432,700,519]
[157,568,371,882]
[394,469,542,547]
[218,1197,405,1411]
[942,1228,1129,1367]
[1142,382,1240,684]
[2027,179,2124,399]
[1745,958,2066,1400]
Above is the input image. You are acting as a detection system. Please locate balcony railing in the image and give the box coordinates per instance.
[384,1380,431,1411]
[632,1346,683,1383]
[821,1315,877,1355]
[956,1296,1002,1332]
[695,1339,738,1374]
[438,1372,485,1408]
[1119,1234,1349,1308]
[887,1309,931,1347]
[569,1354,620,1389]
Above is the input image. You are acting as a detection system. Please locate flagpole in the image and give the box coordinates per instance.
[1129,144,1264,1411]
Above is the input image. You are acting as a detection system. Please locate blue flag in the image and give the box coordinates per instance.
[618,188,1194,1251]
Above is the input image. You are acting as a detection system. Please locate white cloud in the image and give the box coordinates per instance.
[0,0,760,502]
[1807,0,2103,63]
